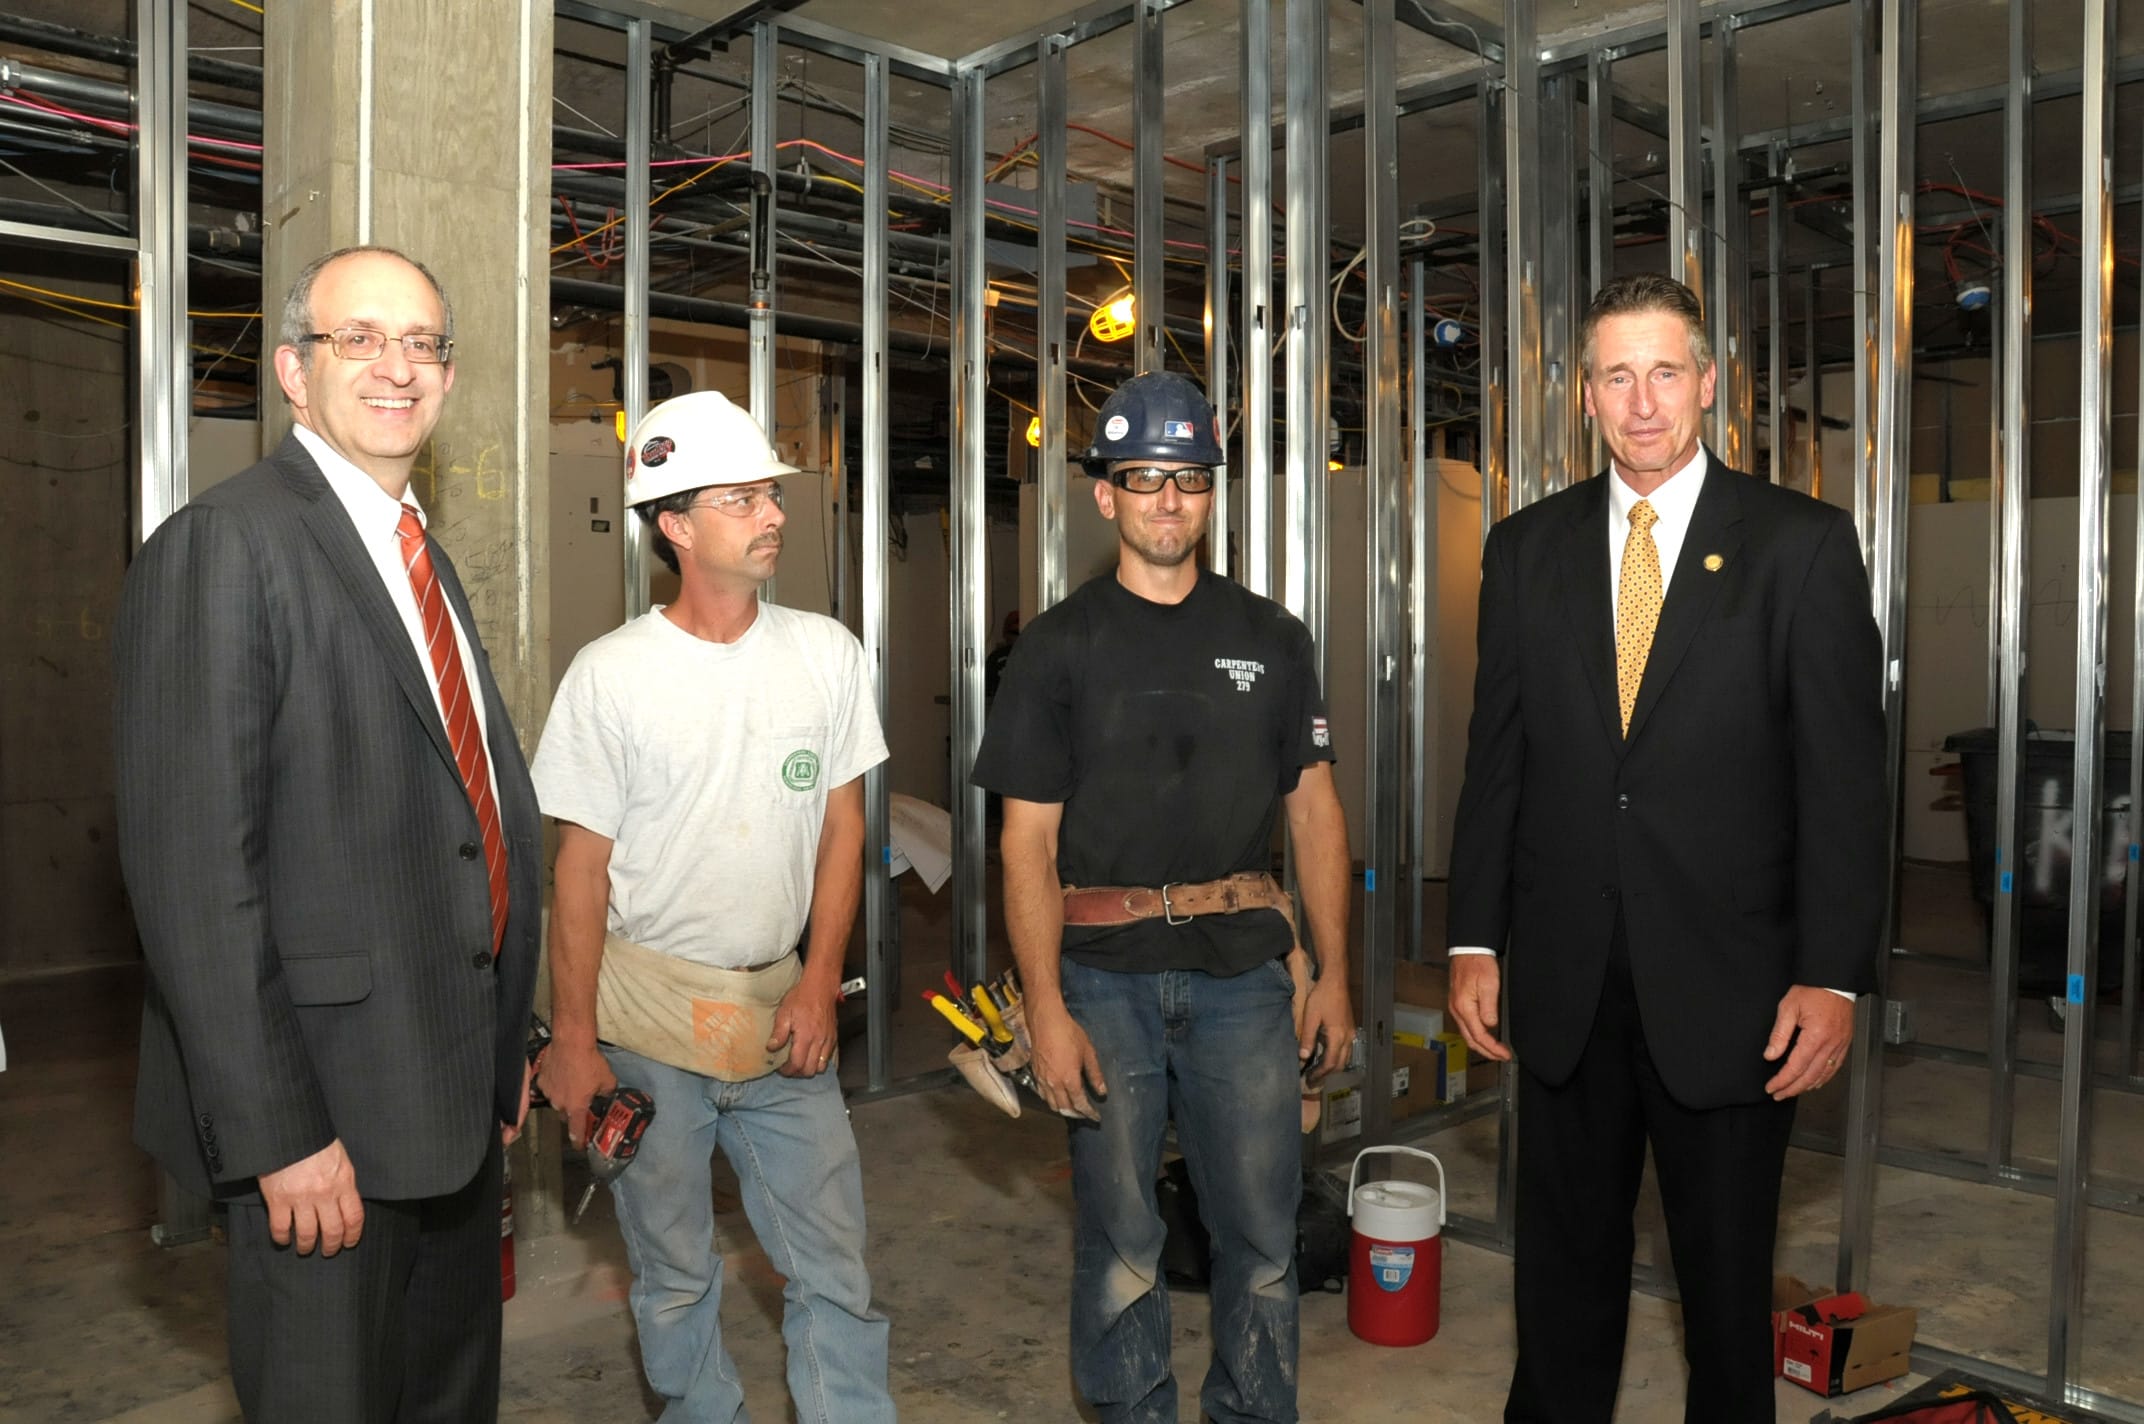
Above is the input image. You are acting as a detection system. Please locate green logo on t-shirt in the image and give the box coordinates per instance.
[782,749,821,791]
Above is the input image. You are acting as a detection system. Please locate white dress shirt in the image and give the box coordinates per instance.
[1451,451,1853,1000]
[1607,446,1708,618]
[295,424,499,804]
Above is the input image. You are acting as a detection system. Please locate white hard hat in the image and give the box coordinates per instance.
[623,390,800,507]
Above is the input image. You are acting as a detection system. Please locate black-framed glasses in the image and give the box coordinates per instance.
[689,483,785,518]
[299,327,454,364]
[1109,465,1216,494]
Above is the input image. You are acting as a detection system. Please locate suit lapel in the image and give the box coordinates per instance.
[278,437,459,774]
[1555,476,1624,748]
[1625,460,1746,743]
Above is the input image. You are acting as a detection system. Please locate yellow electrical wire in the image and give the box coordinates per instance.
[6,287,127,330]
[554,138,1215,279]
[0,284,260,363]
[227,0,265,14]
[550,152,748,257]
[0,277,262,320]
[0,277,133,313]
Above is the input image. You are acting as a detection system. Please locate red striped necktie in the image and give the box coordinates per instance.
[398,505,509,954]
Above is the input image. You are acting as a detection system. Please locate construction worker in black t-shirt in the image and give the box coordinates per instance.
[972,371,1354,1424]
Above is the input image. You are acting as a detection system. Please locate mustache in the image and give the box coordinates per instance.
[750,533,784,551]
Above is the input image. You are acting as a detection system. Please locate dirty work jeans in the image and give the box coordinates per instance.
[600,1045,895,1424]
[1062,957,1303,1424]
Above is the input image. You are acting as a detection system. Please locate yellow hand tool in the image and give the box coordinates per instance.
[972,983,1016,1044]
[923,991,985,1044]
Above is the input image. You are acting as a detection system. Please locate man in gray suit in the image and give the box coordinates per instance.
[114,245,542,1423]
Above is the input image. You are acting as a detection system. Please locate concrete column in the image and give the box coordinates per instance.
[261,0,554,735]
[260,0,558,1232]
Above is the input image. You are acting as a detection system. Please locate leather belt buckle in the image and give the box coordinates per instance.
[1159,882,1192,926]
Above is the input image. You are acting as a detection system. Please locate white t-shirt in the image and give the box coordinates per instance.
[533,603,888,969]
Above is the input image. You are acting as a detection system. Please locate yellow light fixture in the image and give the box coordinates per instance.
[1088,290,1136,343]
[1026,415,1042,448]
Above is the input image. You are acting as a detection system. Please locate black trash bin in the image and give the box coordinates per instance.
[1943,727,2131,995]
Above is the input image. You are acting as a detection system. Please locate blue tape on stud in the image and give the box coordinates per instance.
[2000,871,2014,894]
[2069,974,2087,1005]
[2131,844,2140,862]
[1365,869,1377,892]
[882,845,892,863]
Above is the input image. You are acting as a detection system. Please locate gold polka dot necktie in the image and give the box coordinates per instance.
[1616,499,1663,737]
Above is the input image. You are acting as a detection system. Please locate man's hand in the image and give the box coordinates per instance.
[258,1138,364,1256]
[1297,974,1355,1086]
[769,979,840,1077]
[535,1038,617,1151]
[502,1058,535,1147]
[1026,999,1106,1121]
[1763,985,1854,1100]
[1448,955,1514,1063]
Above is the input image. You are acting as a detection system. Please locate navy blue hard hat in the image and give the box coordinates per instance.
[1078,371,1225,474]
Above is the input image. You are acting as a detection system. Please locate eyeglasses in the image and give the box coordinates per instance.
[1109,465,1216,494]
[298,327,454,364]
[690,483,785,518]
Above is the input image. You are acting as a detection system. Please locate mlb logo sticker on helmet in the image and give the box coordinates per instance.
[1078,370,1225,474]
[641,436,675,467]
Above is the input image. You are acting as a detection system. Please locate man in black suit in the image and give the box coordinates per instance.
[1446,273,1887,1423]
[115,245,542,1423]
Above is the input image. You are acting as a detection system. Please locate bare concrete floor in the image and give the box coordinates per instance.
[3,862,2139,1421]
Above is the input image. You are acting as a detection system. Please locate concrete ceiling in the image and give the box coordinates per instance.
[9,0,2144,376]
[587,0,2144,234]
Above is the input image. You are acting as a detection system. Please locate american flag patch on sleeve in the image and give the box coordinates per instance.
[1311,716,1330,748]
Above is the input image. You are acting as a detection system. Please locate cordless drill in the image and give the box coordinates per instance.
[525,1014,657,1224]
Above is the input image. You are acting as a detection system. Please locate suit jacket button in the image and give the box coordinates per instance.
[1599,885,1619,900]
[472,951,492,969]
[1616,793,1630,810]
[459,841,480,861]
[197,1113,213,1128]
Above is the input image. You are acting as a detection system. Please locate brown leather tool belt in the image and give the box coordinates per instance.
[1061,870,1293,928]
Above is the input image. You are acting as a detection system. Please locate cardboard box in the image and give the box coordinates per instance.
[1388,1042,1441,1121]
[1772,1275,1916,1396]
[1317,1069,1364,1145]
[1353,959,1450,1015]
[1322,1035,1446,1133]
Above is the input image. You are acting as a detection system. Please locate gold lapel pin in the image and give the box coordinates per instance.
[1703,553,1725,572]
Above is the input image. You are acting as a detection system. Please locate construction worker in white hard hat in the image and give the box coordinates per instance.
[532,389,897,1422]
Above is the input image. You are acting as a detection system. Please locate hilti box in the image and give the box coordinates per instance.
[1772,1275,1916,1396]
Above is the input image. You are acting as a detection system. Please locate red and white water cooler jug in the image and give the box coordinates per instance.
[1345,1145,1445,1347]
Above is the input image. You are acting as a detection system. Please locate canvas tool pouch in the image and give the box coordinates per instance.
[949,998,1034,1118]
[596,933,802,1081]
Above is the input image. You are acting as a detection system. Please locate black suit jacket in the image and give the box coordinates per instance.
[115,434,542,1201]
[1447,458,1887,1109]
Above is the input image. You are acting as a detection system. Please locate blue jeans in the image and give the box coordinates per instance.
[600,1045,895,1424]
[1061,957,1303,1424]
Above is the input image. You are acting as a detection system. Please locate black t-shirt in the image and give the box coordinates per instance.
[971,569,1335,976]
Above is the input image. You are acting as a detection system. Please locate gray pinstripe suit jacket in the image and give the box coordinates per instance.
[115,433,542,1203]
